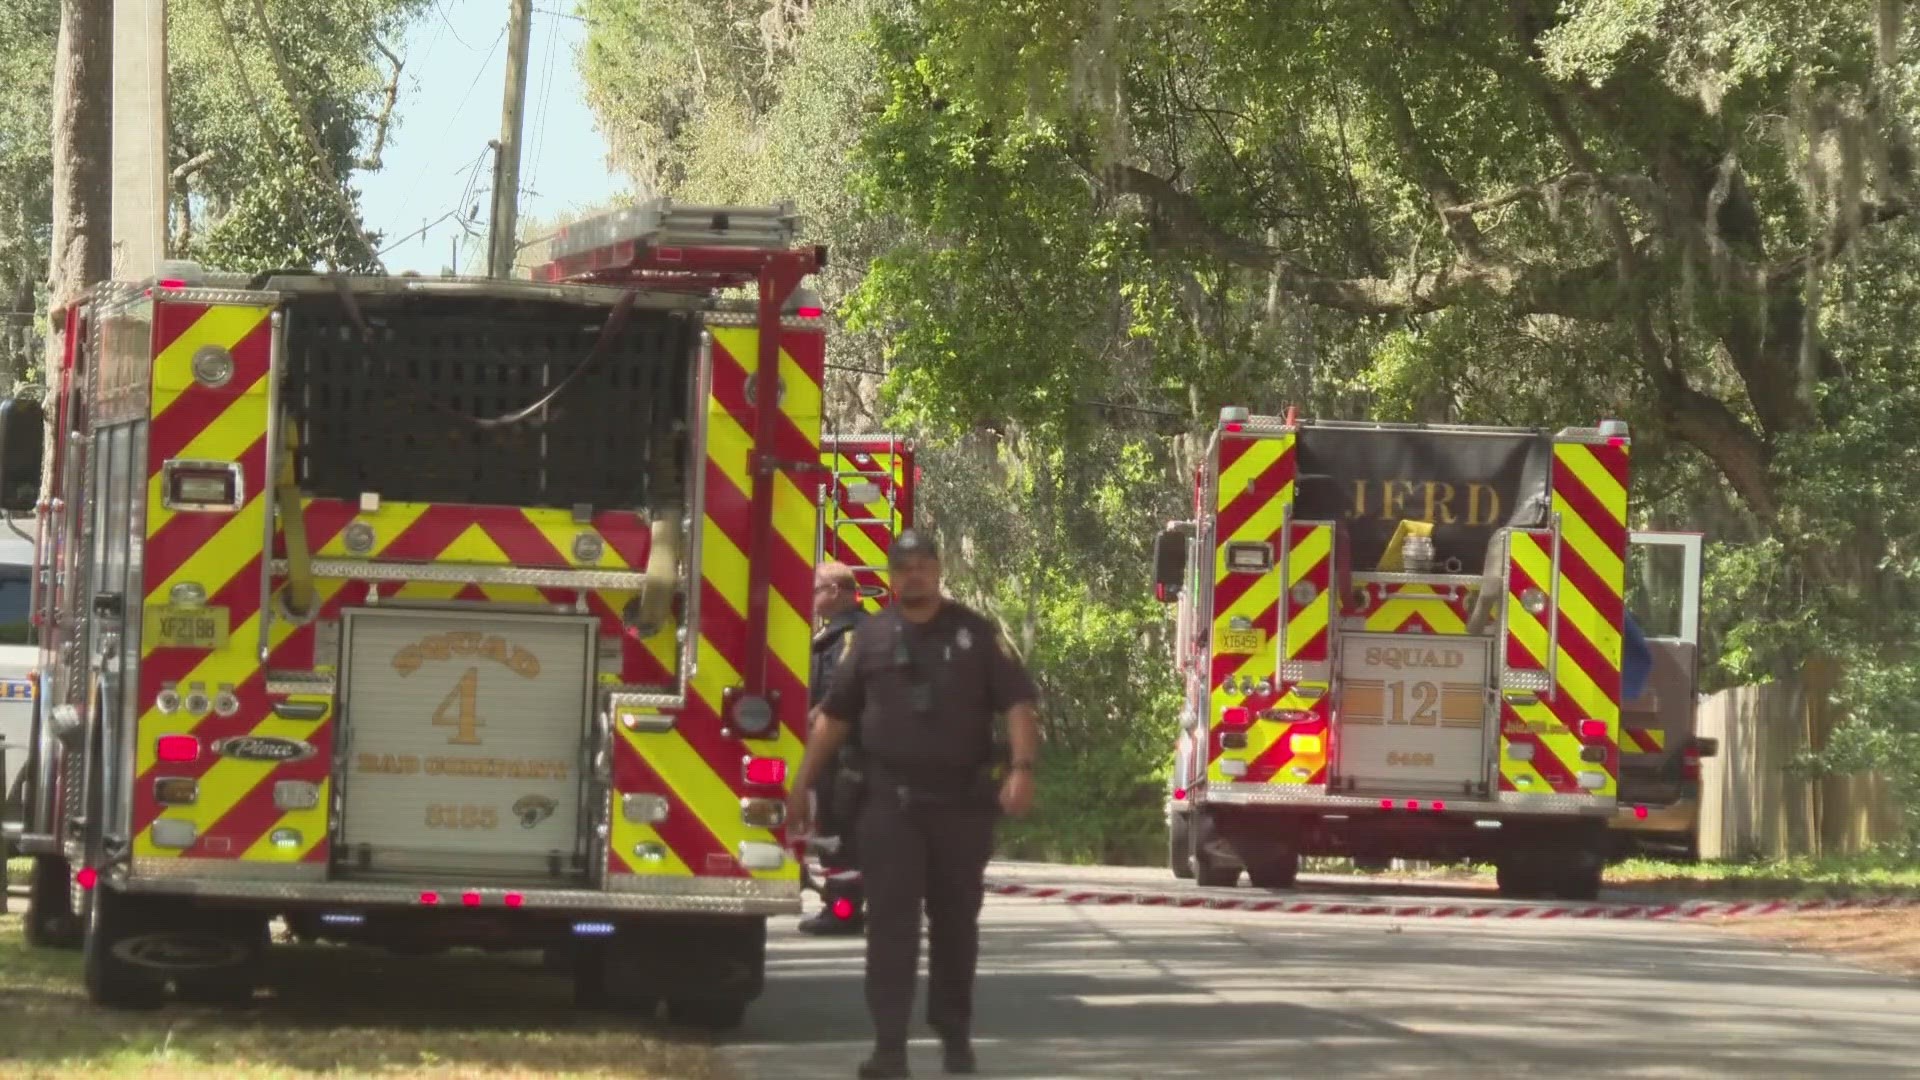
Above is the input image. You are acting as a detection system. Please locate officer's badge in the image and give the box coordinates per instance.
[955,627,973,651]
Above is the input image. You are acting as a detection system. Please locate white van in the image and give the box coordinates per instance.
[0,518,34,810]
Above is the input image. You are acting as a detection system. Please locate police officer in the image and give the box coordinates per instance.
[799,560,869,935]
[788,529,1041,1079]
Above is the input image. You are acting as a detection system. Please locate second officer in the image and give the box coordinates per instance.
[788,528,1042,1079]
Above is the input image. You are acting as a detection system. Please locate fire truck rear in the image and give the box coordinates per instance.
[3,199,828,1022]
[818,433,916,613]
[1155,408,1641,899]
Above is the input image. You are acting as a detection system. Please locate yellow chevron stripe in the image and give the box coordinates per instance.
[1505,533,1553,667]
[1624,726,1668,751]
[1210,481,1293,635]
[689,327,824,884]
[1505,593,1551,668]
[1364,588,1467,634]
[1552,642,1619,727]
[607,732,696,878]
[143,496,266,605]
[1555,443,1627,524]
[1282,525,1331,660]
[1216,436,1290,510]
[143,416,268,542]
[777,336,823,426]
[150,305,272,416]
[1552,490,1625,593]
[242,763,332,862]
[1510,527,1623,667]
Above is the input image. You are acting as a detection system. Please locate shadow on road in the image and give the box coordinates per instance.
[727,898,1920,1080]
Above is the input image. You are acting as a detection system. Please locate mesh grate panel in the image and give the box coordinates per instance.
[282,294,694,509]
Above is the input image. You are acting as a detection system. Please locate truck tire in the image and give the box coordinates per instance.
[1549,853,1606,901]
[82,886,166,1010]
[666,996,749,1031]
[172,913,269,1007]
[573,945,612,1009]
[1168,805,1194,879]
[1189,812,1239,888]
[1494,859,1550,899]
[23,855,82,950]
[1245,854,1299,890]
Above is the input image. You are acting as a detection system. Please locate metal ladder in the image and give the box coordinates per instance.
[545,197,801,263]
[818,433,904,587]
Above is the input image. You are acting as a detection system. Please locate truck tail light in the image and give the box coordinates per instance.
[1220,707,1252,730]
[744,757,787,786]
[1681,746,1702,781]
[156,734,200,763]
[1578,719,1608,740]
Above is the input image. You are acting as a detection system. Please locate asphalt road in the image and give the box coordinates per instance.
[723,863,1920,1080]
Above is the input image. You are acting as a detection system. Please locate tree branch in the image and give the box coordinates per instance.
[171,149,216,183]
[236,0,383,267]
[358,39,403,171]
[1100,163,1619,320]
[1376,77,1486,258]
[1768,196,1911,285]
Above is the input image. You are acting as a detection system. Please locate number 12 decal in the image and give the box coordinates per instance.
[1385,681,1441,727]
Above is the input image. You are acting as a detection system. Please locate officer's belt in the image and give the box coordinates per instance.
[865,761,994,809]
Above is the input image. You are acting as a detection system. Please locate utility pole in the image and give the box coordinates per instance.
[112,0,169,278]
[486,0,535,279]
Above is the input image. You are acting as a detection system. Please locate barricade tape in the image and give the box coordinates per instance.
[980,879,1920,921]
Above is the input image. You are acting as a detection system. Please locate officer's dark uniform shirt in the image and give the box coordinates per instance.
[811,606,867,713]
[819,600,1037,790]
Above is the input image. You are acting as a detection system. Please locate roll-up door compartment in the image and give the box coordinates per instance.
[337,608,598,884]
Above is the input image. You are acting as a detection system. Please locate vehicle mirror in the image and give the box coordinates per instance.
[1152,522,1191,602]
[0,396,44,517]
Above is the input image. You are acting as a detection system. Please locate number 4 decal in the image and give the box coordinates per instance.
[434,668,484,745]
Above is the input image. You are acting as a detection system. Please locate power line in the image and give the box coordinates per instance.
[432,0,473,49]
[525,8,563,202]
[386,20,508,227]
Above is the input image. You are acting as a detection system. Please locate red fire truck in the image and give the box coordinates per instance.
[818,433,916,613]
[1154,406,1684,899]
[1,198,837,1023]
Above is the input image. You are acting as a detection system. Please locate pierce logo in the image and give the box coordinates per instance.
[211,736,317,763]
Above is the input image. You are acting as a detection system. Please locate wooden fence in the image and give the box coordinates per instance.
[1697,663,1906,860]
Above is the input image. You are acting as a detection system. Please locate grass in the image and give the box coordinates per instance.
[0,913,731,1079]
[1294,849,1920,899]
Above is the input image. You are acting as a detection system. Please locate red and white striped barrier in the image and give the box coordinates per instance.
[981,879,1920,921]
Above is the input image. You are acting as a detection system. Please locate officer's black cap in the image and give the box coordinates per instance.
[888,528,939,568]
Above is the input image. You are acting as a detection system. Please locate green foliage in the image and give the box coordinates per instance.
[0,0,56,384]
[579,0,1920,852]
[170,0,430,272]
[0,0,428,375]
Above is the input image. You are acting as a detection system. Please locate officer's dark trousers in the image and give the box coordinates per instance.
[857,794,999,1049]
